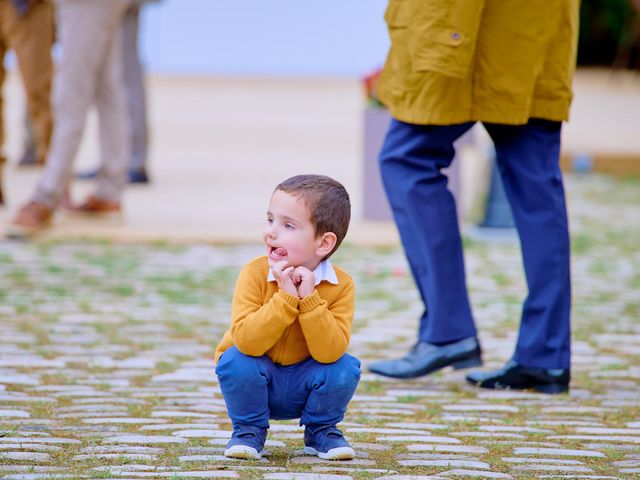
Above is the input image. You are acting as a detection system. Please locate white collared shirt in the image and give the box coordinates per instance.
[267,259,339,286]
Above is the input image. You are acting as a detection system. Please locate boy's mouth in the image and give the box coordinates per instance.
[269,246,288,259]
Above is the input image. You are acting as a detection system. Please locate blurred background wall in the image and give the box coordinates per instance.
[138,0,390,77]
[3,0,638,75]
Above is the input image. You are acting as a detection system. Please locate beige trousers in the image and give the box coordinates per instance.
[0,0,54,165]
[34,0,131,207]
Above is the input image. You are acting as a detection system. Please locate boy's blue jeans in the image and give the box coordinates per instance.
[215,346,361,430]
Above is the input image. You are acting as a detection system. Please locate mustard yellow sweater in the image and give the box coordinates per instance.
[215,256,355,365]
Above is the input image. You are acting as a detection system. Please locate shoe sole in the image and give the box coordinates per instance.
[224,445,261,460]
[466,377,569,395]
[304,446,355,460]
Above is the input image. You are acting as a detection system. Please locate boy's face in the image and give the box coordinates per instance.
[263,190,324,271]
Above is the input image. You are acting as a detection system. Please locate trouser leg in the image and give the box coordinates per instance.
[10,0,54,165]
[379,119,477,344]
[484,119,571,369]
[0,8,8,162]
[33,0,127,208]
[215,347,271,430]
[94,1,130,202]
[297,354,360,429]
[122,4,148,172]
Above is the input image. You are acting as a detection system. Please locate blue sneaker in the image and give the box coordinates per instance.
[303,426,355,460]
[224,426,267,459]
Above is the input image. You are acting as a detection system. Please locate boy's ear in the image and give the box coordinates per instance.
[316,232,337,258]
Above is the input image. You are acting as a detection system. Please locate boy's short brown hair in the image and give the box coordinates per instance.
[275,174,351,258]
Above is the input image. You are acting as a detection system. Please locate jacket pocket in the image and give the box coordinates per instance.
[408,0,485,79]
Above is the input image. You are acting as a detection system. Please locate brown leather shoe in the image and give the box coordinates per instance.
[6,201,53,238]
[73,194,122,217]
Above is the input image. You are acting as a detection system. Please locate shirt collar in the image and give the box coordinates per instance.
[267,259,338,286]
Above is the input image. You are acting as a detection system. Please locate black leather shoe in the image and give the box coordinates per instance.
[76,167,150,184]
[368,337,482,379]
[466,360,570,394]
[128,168,150,184]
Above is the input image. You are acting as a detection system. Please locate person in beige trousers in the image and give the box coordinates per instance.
[0,0,55,205]
[8,0,131,237]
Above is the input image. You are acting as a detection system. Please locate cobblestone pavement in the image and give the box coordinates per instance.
[1,174,639,480]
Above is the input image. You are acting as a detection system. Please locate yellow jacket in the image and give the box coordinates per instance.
[215,256,355,365]
[378,0,580,125]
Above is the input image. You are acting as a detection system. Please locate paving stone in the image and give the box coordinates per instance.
[344,427,430,435]
[512,464,594,473]
[151,410,217,418]
[289,456,375,465]
[374,476,446,480]
[80,446,164,454]
[72,453,158,461]
[574,427,640,435]
[0,410,30,418]
[548,434,640,443]
[0,475,75,480]
[450,431,526,439]
[104,435,188,444]
[502,457,585,465]
[0,452,50,462]
[536,476,620,479]
[350,442,392,451]
[386,422,450,430]
[101,472,239,478]
[263,473,353,479]
[0,444,62,453]
[377,435,461,444]
[81,417,167,424]
[398,460,490,469]
[139,422,221,431]
[442,404,519,413]
[584,443,640,451]
[0,374,40,385]
[512,448,605,458]
[438,470,513,478]
[406,445,489,454]
[0,437,80,445]
[171,429,231,438]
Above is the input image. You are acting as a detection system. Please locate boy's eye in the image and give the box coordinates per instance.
[266,217,273,224]
[285,223,295,230]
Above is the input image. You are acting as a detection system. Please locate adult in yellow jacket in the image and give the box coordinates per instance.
[216,175,360,461]
[368,0,578,394]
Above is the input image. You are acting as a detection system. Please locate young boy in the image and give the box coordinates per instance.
[215,174,360,461]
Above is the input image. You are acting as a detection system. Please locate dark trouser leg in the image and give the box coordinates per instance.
[379,119,477,343]
[215,346,271,430]
[484,119,571,369]
[296,354,361,429]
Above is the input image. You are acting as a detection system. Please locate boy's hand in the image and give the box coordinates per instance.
[270,261,298,297]
[293,266,315,298]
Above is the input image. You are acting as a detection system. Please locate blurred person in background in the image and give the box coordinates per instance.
[0,0,54,205]
[7,0,132,238]
[77,0,158,185]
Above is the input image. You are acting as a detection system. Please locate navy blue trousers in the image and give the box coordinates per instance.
[215,346,361,430]
[379,119,571,369]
